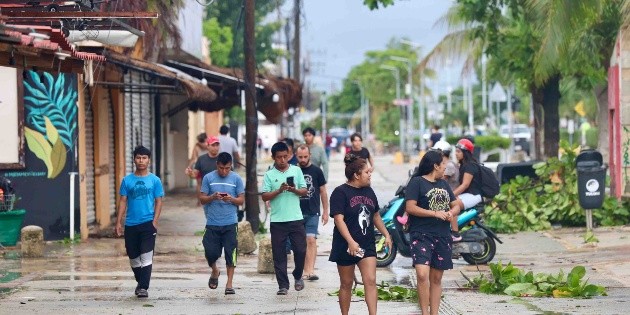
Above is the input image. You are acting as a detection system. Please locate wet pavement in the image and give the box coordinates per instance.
[0,153,629,314]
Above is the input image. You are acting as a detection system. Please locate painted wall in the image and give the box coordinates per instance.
[0,70,79,240]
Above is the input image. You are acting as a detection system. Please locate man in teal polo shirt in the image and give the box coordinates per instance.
[262,142,308,296]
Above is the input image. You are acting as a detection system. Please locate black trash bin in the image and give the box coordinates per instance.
[575,150,607,209]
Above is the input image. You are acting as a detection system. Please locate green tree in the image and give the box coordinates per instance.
[327,39,434,147]
[203,18,233,67]
[205,0,284,67]
[527,0,622,160]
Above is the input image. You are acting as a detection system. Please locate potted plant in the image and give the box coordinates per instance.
[0,177,25,247]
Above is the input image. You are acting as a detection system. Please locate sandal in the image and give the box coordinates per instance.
[224,287,235,295]
[294,278,305,291]
[208,272,220,290]
[303,274,319,281]
[277,288,288,295]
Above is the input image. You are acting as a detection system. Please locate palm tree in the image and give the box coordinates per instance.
[527,0,622,160]
[105,0,185,61]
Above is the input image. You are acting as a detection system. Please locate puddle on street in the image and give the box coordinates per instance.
[43,286,125,292]
[0,270,21,283]
[35,275,189,281]
[511,298,572,315]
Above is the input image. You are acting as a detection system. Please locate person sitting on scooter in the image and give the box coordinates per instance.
[453,138,483,224]
[432,140,462,242]
[405,150,460,315]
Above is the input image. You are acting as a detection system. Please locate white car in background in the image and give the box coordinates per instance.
[500,124,532,154]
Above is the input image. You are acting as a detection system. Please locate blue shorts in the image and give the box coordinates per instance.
[303,214,319,238]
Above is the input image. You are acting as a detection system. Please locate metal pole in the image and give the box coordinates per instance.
[468,78,474,135]
[322,93,327,141]
[244,0,260,233]
[482,54,488,113]
[507,85,514,155]
[419,72,425,150]
[407,63,413,154]
[69,172,78,240]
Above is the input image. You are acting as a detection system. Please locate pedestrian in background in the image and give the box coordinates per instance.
[186,136,221,199]
[261,142,308,295]
[329,154,391,315]
[115,145,164,299]
[188,132,208,168]
[302,127,329,180]
[295,145,329,281]
[348,133,374,171]
[405,150,459,315]
[218,125,241,168]
[283,138,298,165]
[198,152,244,295]
[325,133,333,158]
[427,125,443,149]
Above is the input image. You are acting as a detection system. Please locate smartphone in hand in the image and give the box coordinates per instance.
[286,176,294,187]
[219,193,229,197]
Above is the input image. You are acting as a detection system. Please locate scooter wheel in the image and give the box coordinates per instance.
[376,237,397,267]
[462,237,496,265]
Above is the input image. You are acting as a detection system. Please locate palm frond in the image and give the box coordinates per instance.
[23,71,77,149]
[417,29,481,75]
[527,0,602,84]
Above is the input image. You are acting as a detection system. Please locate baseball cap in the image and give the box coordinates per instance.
[207,136,220,145]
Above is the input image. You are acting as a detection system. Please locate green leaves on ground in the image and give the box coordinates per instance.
[484,141,629,233]
[464,261,607,298]
[328,281,417,302]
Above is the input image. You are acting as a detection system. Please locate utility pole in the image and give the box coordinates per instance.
[293,0,301,84]
[244,0,260,233]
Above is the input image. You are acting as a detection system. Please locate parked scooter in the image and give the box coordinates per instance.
[375,170,502,267]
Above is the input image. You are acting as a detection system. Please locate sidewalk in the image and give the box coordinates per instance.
[0,154,628,314]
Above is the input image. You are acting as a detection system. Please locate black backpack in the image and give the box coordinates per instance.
[476,163,500,198]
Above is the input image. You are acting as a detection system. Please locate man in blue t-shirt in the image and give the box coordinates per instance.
[116,145,164,299]
[198,152,245,295]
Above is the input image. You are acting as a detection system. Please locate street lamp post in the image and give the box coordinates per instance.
[401,39,428,151]
[380,65,404,152]
[390,56,413,155]
[353,81,367,139]
[321,92,327,143]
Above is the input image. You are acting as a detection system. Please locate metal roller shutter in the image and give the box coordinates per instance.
[107,91,117,217]
[85,103,96,224]
[124,72,155,174]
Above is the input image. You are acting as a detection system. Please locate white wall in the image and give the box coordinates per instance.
[177,0,203,58]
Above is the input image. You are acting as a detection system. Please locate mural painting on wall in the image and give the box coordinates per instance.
[0,70,79,240]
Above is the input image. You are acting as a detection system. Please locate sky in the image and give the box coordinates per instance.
[296,0,454,92]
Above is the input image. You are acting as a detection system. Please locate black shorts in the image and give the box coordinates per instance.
[409,232,453,270]
[202,224,238,267]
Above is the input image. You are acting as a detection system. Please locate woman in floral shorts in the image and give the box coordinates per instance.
[404,150,460,315]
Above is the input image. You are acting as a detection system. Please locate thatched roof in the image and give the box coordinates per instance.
[104,50,217,104]
[166,58,302,124]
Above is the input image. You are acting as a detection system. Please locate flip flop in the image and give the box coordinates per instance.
[306,274,319,281]
[224,287,235,295]
[208,272,220,290]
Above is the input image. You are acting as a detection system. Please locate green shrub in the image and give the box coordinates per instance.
[445,135,510,151]
[484,141,628,233]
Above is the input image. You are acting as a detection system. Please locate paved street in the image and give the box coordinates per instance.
[0,153,629,314]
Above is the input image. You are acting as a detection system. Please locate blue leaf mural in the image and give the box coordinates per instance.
[23,71,78,150]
